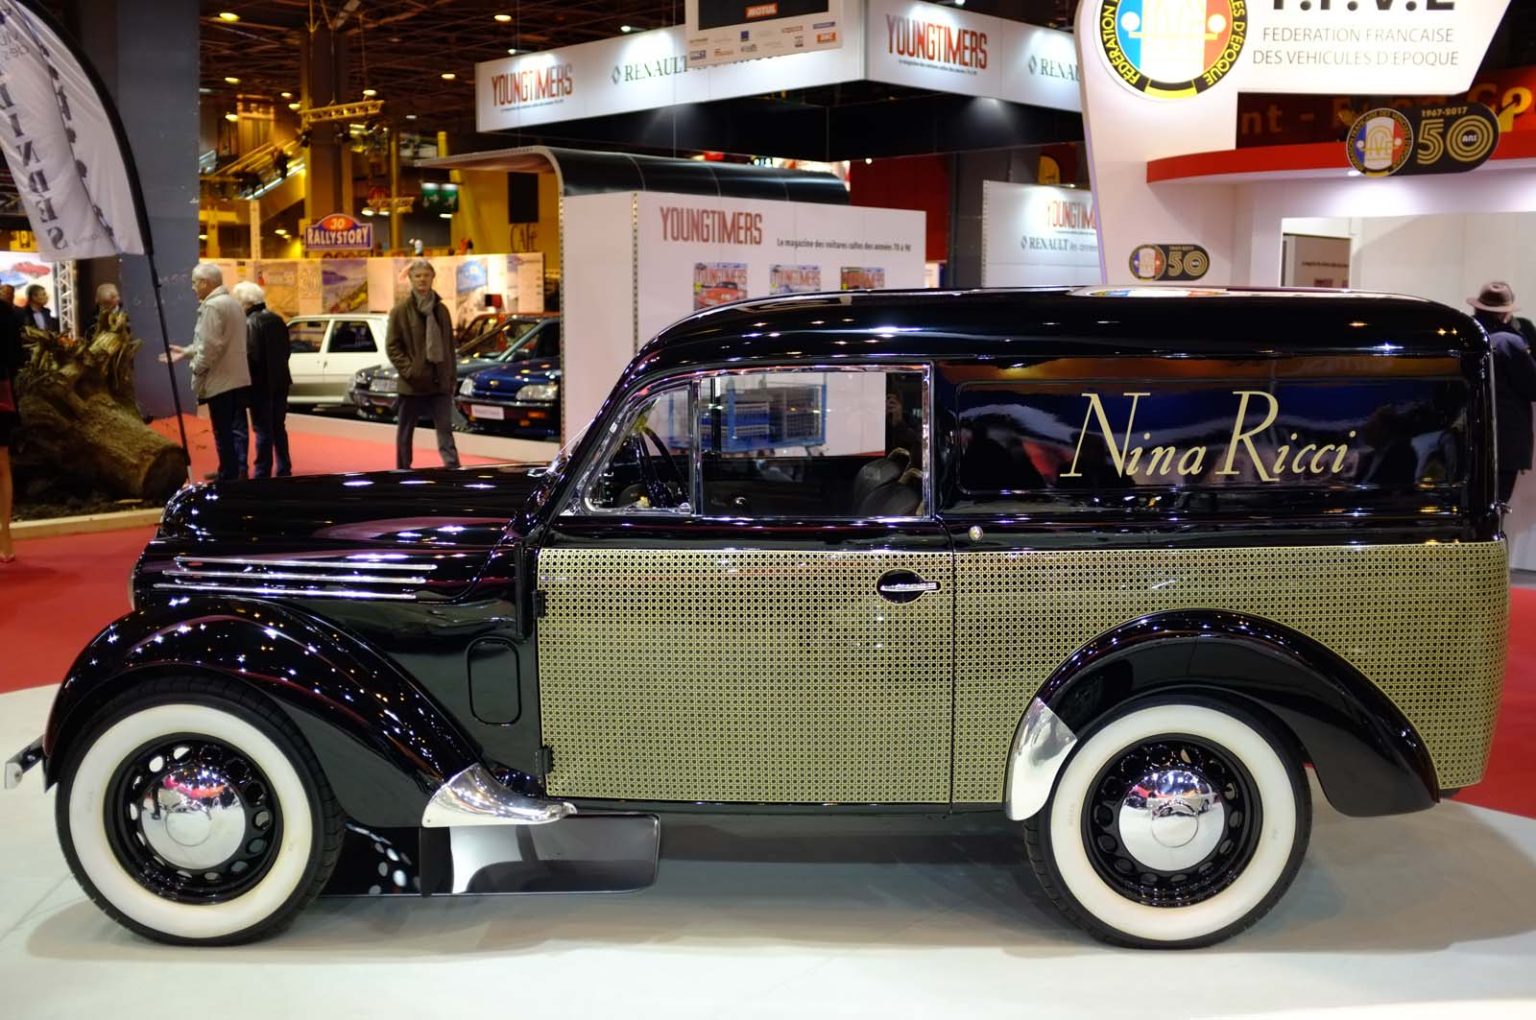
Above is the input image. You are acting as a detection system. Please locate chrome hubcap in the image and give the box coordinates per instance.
[106,737,281,904]
[1117,768,1226,873]
[139,762,248,871]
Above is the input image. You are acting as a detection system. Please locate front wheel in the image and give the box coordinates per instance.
[1025,700,1311,948]
[56,678,343,945]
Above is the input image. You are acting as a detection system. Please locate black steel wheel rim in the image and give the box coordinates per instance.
[1080,734,1262,907]
[104,734,283,904]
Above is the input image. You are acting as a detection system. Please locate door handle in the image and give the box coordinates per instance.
[876,569,940,604]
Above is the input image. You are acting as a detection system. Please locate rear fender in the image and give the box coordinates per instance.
[1022,610,1439,818]
[43,597,479,827]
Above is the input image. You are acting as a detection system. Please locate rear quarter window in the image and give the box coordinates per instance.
[943,357,1470,511]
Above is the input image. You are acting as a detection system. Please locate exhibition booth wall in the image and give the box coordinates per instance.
[564,190,924,435]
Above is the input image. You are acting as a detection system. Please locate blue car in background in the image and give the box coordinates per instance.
[455,317,562,439]
[350,315,558,426]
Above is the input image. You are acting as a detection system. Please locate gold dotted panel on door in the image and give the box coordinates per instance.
[537,549,953,803]
[954,541,1509,802]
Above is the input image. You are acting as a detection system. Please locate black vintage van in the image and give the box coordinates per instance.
[5,288,1508,949]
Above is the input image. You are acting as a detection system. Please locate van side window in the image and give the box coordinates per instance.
[945,358,1468,510]
[699,369,926,518]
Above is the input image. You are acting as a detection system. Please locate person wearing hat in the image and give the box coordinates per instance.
[1469,281,1536,502]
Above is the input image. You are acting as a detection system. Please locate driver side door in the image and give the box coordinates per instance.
[535,366,954,806]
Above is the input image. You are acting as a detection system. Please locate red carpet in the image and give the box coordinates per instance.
[4,521,1534,819]
[149,413,503,477]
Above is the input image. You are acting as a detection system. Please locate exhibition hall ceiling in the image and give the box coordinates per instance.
[197,0,1074,130]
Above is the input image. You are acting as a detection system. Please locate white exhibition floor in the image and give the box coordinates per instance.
[4,683,1536,1020]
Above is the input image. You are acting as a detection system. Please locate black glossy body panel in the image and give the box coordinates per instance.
[42,598,483,826]
[1034,610,1439,816]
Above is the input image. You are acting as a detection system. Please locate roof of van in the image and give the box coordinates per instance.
[631,287,1485,381]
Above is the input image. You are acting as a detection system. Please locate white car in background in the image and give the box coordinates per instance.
[282,313,390,407]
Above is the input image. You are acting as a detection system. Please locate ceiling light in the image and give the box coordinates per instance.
[224,112,239,122]
[287,102,300,110]
[507,48,519,55]
[494,12,511,21]
[439,212,454,219]
[198,233,208,240]
[224,76,240,84]
[280,91,292,98]
[621,25,634,33]
[362,88,377,97]
[405,113,418,120]
[441,72,456,80]
[274,228,289,236]
[360,208,375,216]
[217,12,239,22]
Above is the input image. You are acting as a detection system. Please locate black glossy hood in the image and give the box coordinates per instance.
[160,465,544,549]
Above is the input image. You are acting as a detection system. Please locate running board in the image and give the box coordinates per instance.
[421,765,576,827]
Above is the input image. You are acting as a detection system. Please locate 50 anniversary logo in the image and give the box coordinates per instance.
[1099,0,1248,98]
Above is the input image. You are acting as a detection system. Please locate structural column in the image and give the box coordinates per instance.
[300,25,353,223]
[73,0,200,418]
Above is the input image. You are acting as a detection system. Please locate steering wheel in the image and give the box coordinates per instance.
[626,427,688,508]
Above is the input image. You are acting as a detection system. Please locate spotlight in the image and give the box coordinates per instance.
[494,13,511,21]
[288,102,300,110]
[217,12,239,22]
[280,91,293,99]
[621,25,635,33]
[507,48,519,55]
[224,112,239,122]
[224,76,240,84]
[362,88,377,97]
[441,72,456,80]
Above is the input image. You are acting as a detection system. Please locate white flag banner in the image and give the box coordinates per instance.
[0,1,144,259]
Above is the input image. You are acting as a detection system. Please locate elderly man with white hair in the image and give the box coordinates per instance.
[162,263,251,480]
[385,257,460,469]
[233,280,293,478]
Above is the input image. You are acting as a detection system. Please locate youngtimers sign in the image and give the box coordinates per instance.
[1093,0,1508,99]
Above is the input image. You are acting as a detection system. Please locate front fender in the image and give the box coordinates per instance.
[44,597,480,826]
[1019,610,1439,819]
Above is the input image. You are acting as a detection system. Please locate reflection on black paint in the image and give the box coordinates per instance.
[957,378,1467,497]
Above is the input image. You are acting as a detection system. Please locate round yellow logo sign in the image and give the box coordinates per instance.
[1099,0,1248,99]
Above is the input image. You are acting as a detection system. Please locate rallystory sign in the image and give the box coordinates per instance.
[303,213,373,253]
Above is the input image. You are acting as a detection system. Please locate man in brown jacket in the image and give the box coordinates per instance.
[386,258,460,469]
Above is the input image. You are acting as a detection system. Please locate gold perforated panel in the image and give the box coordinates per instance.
[953,542,1508,801]
[537,548,953,803]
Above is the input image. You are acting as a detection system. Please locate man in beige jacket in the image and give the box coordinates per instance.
[163,264,251,480]
[386,258,460,469]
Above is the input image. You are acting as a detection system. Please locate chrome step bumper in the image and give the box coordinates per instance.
[4,737,44,790]
[421,764,576,827]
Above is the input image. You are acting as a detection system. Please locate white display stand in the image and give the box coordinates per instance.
[980,181,1100,289]
[562,191,925,441]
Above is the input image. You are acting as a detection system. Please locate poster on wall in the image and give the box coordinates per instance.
[980,181,1100,288]
[259,260,299,319]
[322,259,369,313]
[771,264,821,294]
[1283,235,1351,289]
[510,252,545,313]
[0,252,54,325]
[456,258,490,320]
[840,266,885,290]
[694,261,749,309]
[685,0,844,68]
[297,260,324,316]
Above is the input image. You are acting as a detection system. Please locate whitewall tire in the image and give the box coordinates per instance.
[1025,700,1311,948]
[56,678,343,945]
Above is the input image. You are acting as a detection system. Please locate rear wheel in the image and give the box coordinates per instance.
[1025,700,1310,948]
[56,677,343,945]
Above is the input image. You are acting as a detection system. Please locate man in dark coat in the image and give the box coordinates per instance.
[21,285,57,333]
[232,281,293,478]
[1469,281,1536,503]
[386,258,459,470]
